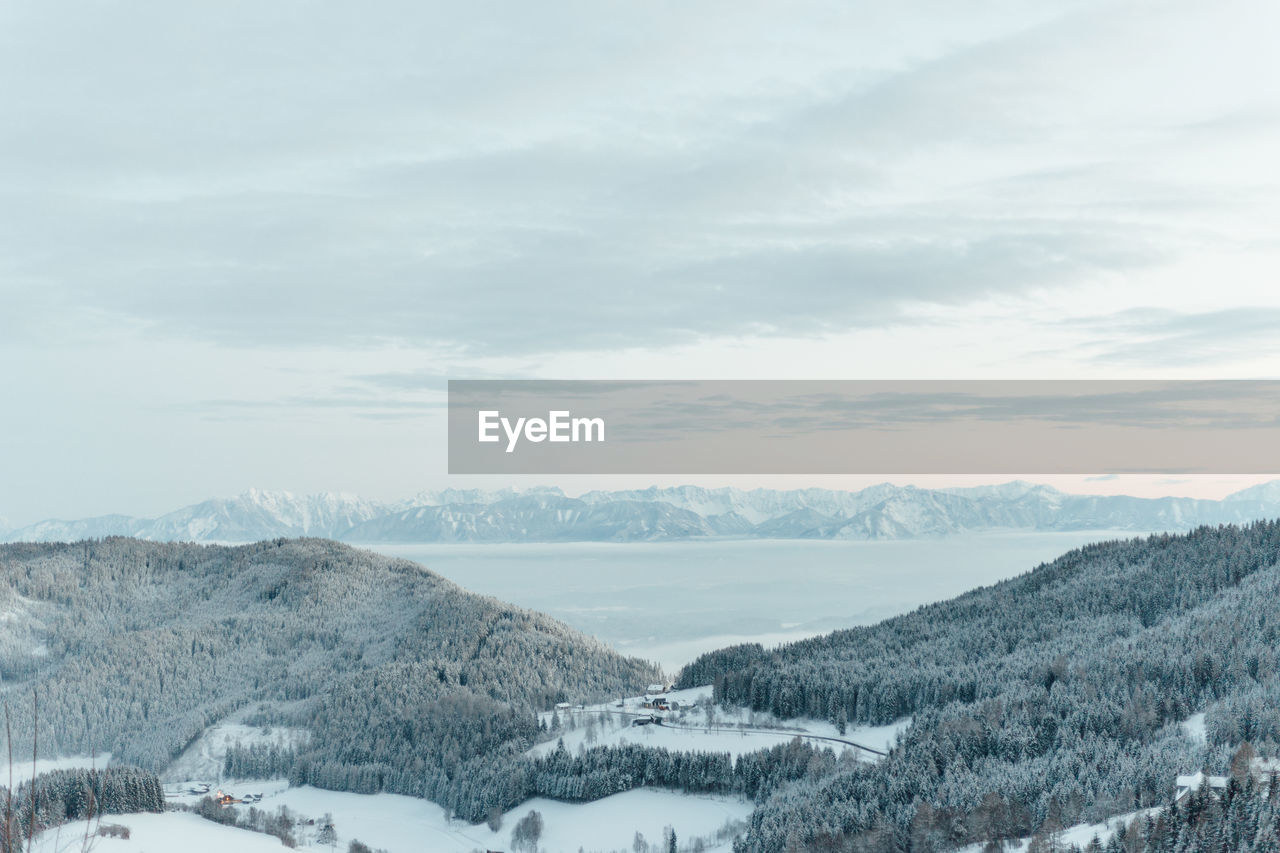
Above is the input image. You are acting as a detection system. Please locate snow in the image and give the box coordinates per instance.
[537,712,809,759]
[957,808,1162,853]
[242,785,490,851]
[0,591,46,625]
[1175,771,1228,796]
[516,789,750,852]
[30,812,288,853]
[156,781,750,852]
[164,719,309,782]
[1181,711,1207,744]
[162,777,291,807]
[534,685,909,760]
[1224,480,1280,503]
[148,683,887,852]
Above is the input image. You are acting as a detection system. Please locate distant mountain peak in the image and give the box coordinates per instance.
[940,480,1063,499]
[238,486,292,500]
[1224,480,1280,503]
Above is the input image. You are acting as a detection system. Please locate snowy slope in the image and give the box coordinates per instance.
[165,720,310,782]
[151,782,751,853]
[31,812,291,853]
[343,495,716,542]
[263,785,751,853]
[956,808,1162,853]
[144,489,388,541]
[1226,480,1280,503]
[5,514,149,542]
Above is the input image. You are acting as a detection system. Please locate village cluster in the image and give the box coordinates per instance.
[171,780,264,806]
[553,682,683,728]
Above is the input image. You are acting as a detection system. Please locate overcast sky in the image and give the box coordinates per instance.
[4,0,1280,524]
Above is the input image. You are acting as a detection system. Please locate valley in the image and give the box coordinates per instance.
[6,524,1280,852]
[365,533,1139,670]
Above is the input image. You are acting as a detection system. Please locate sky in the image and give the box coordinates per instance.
[3,0,1280,525]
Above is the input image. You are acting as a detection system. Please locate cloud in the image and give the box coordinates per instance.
[6,0,1276,356]
[1049,308,1280,366]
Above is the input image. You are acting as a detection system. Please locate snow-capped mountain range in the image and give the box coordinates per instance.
[6,481,1280,544]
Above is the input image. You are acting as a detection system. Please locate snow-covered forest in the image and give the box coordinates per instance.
[8,526,1280,851]
[682,521,1280,851]
[0,766,164,853]
[0,538,658,798]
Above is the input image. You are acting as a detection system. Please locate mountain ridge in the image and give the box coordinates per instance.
[6,481,1280,544]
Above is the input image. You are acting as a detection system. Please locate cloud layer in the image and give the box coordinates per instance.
[5,0,1277,355]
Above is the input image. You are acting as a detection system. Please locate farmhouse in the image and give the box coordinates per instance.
[1174,773,1228,802]
[214,790,243,807]
[1175,758,1280,803]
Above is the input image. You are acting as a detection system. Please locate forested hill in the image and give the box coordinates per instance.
[0,538,660,778]
[678,521,1280,852]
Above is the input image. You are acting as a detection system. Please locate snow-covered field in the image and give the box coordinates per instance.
[155,781,751,853]
[31,812,288,853]
[512,790,750,853]
[534,685,910,760]
[150,686,789,853]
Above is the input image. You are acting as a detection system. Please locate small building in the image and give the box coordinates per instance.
[1175,773,1229,802]
[1175,759,1280,803]
[647,683,670,695]
[554,702,571,711]
[214,790,244,807]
